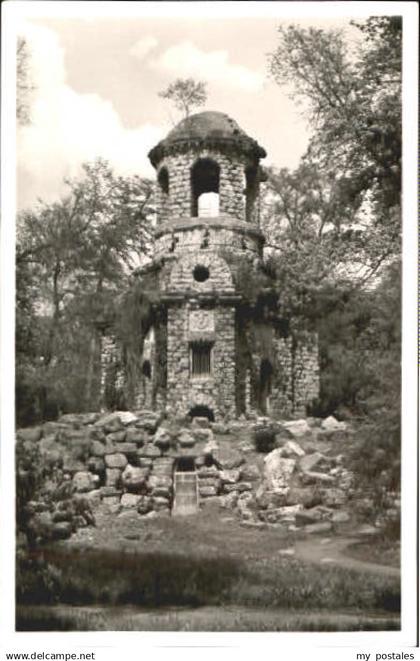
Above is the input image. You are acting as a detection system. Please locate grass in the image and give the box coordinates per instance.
[17,543,400,614]
[16,604,400,632]
[344,539,400,569]
[16,497,400,631]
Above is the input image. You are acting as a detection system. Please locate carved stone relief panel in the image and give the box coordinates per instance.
[189,309,215,332]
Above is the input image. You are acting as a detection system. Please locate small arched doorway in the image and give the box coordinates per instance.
[259,359,273,415]
[188,405,215,422]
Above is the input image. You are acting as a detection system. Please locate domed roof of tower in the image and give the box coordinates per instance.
[148,111,266,167]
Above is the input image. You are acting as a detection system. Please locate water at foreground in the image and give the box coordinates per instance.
[17,604,400,632]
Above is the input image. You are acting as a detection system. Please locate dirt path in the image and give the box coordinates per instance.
[294,536,400,577]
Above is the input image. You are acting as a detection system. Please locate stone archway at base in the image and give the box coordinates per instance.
[188,405,215,422]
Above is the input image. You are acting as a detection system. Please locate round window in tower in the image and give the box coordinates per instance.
[193,265,210,282]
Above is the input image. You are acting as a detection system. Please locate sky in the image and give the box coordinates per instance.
[16,9,360,210]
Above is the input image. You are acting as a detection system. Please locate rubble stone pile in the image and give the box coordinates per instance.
[16,410,399,541]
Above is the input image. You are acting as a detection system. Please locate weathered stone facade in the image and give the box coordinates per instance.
[102,111,320,420]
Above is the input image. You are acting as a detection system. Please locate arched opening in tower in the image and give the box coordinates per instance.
[188,405,215,422]
[244,165,258,222]
[158,166,169,194]
[191,158,220,217]
[259,358,273,414]
[142,359,151,379]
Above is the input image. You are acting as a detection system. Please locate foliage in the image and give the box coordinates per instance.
[16,160,154,423]
[265,17,401,418]
[112,267,164,409]
[268,17,401,224]
[253,426,276,453]
[159,78,207,118]
[17,36,34,125]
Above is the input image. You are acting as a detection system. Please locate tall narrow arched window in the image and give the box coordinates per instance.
[158,167,169,195]
[191,158,220,217]
[244,165,258,222]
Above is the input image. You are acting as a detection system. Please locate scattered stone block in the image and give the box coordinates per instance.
[125,428,146,445]
[220,469,240,484]
[256,486,289,509]
[239,464,260,481]
[73,471,99,493]
[105,453,128,469]
[280,440,305,458]
[299,452,324,473]
[213,447,244,470]
[95,413,125,433]
[236,482,253,493]
[301,471,335,485]
[118,411,139,426]
[91,440,106,457]
[135,410,162,433]
[88,427,106,442]
[177,429,196,447]
[264,450,296,489]
[153,427,172,450]
[282,419,311,438]
[138,444,161,459]
[138,457,153,469]
[122,465,149,492]
[193,428,214,443]
[114,442,137,456]
[105,468,121,487]
[121,493,141,508]
[148,475,172,491]
[296,507,324,527]
[321,416,347,432]
[199,486,218,497]
[106,431,126,443]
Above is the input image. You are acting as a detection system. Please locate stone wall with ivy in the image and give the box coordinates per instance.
[165,303,236,419]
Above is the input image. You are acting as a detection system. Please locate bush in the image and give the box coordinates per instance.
[253,426,276,453]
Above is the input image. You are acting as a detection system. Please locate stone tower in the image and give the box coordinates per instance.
[100,111,320,420]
